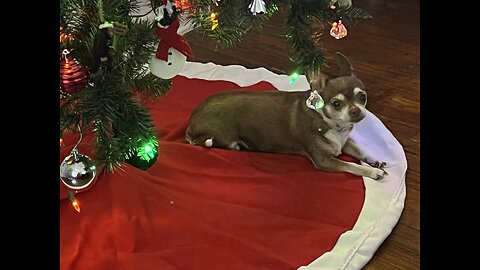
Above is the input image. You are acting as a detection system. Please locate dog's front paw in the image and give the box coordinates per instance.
[367,167,387,180]
[363,158,387,169]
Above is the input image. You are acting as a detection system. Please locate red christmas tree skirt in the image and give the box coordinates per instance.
[60,62,407,270]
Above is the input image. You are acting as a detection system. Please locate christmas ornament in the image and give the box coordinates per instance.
[330,0,352,8]
[149,0,193,79]
[60,126,97,191]
[330,20,347,39]
[60,147,97,190]
[125,138,159,170]
[249,0,266,15]
[306,90,325,110]
[60,49,88,94]
[210,12,219,30]
[90,22,114,73]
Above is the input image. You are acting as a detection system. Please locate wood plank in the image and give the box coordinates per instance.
[363,223,420,269]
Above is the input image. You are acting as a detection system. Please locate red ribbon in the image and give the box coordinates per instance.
[155,19,193,61]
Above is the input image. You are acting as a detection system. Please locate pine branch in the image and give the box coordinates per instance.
[72,70,157,172]
[285,0,327,73]
[337,5,373,21]
[187,0,278,48]
[60,0,171,171]
[128,72,173,98]
[60,0,374,172]
[186,0,372,73]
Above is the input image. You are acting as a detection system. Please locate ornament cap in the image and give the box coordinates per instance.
[99,21,114,29]
[71,147,79,161]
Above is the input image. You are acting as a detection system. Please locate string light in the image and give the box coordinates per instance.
[174,0,191,9]
[289,72,300,85]
[67,191,81,213]
[136,139,158,161]
[210,12,219,30]
[60,26,74,44]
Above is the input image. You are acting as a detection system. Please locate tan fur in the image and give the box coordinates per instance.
[185,52,387,180]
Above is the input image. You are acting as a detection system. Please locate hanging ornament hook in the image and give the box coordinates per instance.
[72,123,83,153]
[69,124,83,161]
[62,49,71,61]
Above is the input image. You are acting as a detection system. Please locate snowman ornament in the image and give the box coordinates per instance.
[149,0,193,79]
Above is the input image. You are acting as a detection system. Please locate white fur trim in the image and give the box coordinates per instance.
[179,62,311,91]
[298,111,407,270]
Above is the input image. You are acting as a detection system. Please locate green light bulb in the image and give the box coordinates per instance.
[289,72,299,85]
[136,139,158,161]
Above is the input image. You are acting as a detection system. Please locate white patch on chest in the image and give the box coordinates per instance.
[323,124,352,156]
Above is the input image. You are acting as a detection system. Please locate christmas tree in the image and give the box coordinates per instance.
[60,0,371,173]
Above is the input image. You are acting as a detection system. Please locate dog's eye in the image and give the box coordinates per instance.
[332,100,342,109]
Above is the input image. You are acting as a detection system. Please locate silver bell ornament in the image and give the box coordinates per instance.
[249,0,266,15]
[60,147,97,190]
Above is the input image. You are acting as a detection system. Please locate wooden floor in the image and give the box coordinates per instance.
[184,0,420,269]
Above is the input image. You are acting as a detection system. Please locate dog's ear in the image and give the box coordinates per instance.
[335,52,354,77]
[306,69,329,91]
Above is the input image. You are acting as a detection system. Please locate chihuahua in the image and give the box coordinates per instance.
[185,52,387,180]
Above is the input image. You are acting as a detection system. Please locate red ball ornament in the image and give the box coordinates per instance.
[60,49,88,94]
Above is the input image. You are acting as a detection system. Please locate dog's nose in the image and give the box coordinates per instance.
[349,107,361,118]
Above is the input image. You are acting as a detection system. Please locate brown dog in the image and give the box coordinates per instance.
[185,52,387,180]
